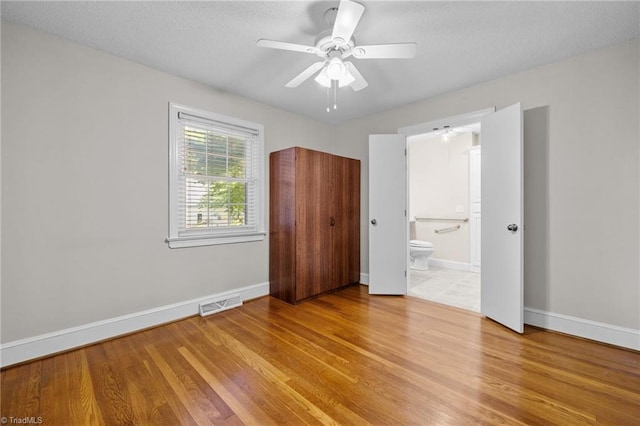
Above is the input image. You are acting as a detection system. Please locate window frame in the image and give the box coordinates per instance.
[167,103,265,248]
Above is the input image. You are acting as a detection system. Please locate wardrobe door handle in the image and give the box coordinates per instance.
[330,217,336,227]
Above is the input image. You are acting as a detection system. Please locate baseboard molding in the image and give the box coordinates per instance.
[524,307,640,351]
[0,282,269,368]
[4,282,635,367]
[360,273,369,285]
[429,258,476,272]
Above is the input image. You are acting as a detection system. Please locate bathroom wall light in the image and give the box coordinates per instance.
[441,125,457,144]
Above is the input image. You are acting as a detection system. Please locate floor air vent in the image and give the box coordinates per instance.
[199,294,242,317]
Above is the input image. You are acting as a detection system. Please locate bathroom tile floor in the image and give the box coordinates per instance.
[408,266,480,313]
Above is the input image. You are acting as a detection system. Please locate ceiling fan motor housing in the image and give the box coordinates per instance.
[314,29,355,59]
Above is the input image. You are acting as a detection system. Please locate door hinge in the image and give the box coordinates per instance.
[404,209,407,217]
[404,270,407,277]
[404,148,407,156]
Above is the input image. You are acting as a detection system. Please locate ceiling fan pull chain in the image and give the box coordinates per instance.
[334,81,338,110]
[326,86,331,113]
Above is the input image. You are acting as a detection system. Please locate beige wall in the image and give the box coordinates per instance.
[0,21,334,342]
[336,40,640,330]
[2,20,639,343]
[409,132,473,263]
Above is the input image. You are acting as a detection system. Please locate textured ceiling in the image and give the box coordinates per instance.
[2,1,639,125]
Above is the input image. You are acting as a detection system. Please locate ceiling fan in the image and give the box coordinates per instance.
[256,0,417,93]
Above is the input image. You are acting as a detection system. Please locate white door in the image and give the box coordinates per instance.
[481,102,524,333]
[368,134,408,294]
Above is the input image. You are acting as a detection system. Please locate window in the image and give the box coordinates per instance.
[167,103,265,248]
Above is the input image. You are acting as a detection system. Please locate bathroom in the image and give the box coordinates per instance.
[408,124,481,312]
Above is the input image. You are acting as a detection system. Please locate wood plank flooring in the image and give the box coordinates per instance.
[2,284,639,425]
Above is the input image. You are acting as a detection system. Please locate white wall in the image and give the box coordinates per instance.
[409,132,472,263]
[0,21,334,343]
[336,40,640,331]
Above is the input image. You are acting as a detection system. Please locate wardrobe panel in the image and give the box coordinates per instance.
[295,148,332,301]
[270,147,360,304]
[269,148,297,303]
[330,156,361,289]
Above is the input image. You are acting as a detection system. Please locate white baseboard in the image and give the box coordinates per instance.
[4,281,636,368]
[524,307,640,351]
[360,273,369,285]
[429,258,477,272]
[0,282,269,368]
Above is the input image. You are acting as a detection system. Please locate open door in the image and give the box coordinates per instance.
[368,134,408,294]
[481,102,524,333]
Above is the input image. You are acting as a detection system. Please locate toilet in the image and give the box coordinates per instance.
[409,240,434,270]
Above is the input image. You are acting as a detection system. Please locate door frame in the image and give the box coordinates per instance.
[469,145,482,272]
[398,107,495,291]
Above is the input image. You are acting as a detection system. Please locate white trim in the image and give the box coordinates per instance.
[524,307,640,351]
[468,145,482,271]
[166,232,265,248]
[360,273,369,285]
[400,107,494,299]
[0,282,269,368]
[168,103,266,249]
[399,107,495,137]
[429,258,477,272]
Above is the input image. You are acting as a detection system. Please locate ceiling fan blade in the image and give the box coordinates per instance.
[353,43,417,59]
[345,62,368,91]
[257,39,318,54]
[331,0,365,46]
[285,61,326,88]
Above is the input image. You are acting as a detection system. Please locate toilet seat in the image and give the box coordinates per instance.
[409,240,433,248]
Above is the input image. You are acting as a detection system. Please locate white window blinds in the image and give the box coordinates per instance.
[168,104,265,248]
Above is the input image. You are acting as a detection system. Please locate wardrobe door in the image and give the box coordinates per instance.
[330,155,361,289]
[295,148,332,301]
[269,148,297,304]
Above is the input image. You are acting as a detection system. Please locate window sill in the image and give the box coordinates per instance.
[166,232,265,248]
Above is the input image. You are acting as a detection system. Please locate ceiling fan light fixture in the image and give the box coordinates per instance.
[314,67,332,88]
[326,56,346,80]
[257,0,414,102]
[338,69,355,87]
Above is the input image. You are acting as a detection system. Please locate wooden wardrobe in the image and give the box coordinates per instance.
[269,147,360,304]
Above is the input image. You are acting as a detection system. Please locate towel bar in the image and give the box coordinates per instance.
[416,217,468,223]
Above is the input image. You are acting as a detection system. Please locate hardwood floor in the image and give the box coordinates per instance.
[2,284,639,425]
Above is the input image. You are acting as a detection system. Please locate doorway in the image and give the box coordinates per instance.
[406,123,481,312]
[370,103,524,333]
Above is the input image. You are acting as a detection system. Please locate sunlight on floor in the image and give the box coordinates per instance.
[408,266,480,313]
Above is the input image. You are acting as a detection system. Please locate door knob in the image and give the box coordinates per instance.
[371,219,377,225]
[507,224,518,232]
